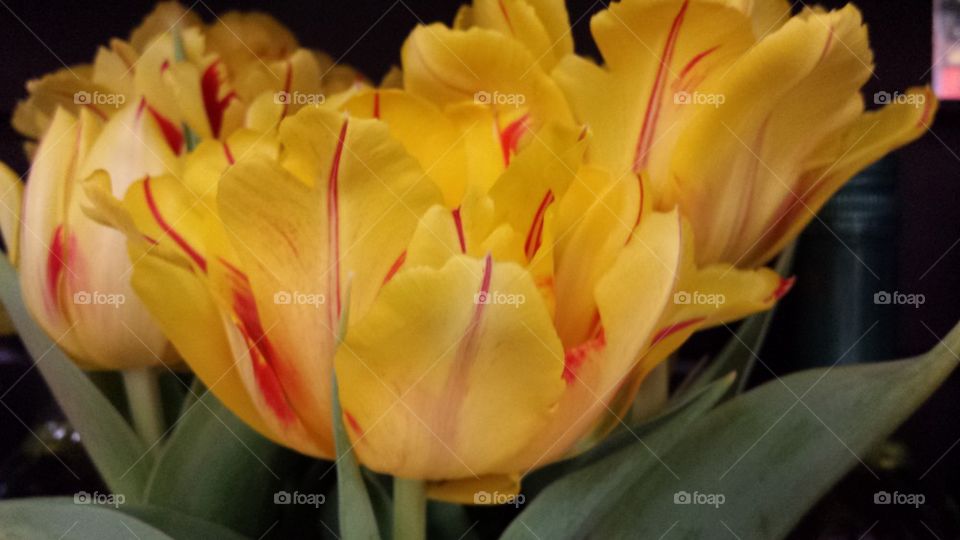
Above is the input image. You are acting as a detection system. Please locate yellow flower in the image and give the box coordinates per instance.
[400,0,935,267]
[87,100,785,501]
[553,0,935,266]
[0,3,361,369]
[12,2,364,148]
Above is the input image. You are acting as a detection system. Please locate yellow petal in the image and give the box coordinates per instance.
[342,89,468,206]
[335,255,565,480]
[402,23,573,125]
[216,107,442,455]
[0,162,23,265]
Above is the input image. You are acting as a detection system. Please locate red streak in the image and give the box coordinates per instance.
[766,276,796,302]
[524,190,555,261]
[147,106,184,155]
[328,119,349,319]
[497,114,530,167]
[280,60,294,119]
[232,279,297,424]
[678,45,720,81]
[143,177,207,272]
[633,0,689,172]
[382,250,407,285]
[563,328,606,384]
[651,316,705,346]
[498,0,515,34]
[201,60,237,138]
[452,207,467,253]
[45,225,66,314]
[344,410,364,436]
[372,91,381,119]
[223,142,235,165]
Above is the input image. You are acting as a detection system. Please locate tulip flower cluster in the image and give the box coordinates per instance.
[0,0,934,503]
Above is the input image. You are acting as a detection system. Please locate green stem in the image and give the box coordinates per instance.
[393,477,427,540]
[122,368,165,445]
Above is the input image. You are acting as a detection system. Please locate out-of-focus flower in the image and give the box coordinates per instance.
[401,0,935,267]
[0,2,362,369]
[12,2,364,149]
[88,99,786,500]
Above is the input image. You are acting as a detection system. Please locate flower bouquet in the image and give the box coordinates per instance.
[0,1,953,538]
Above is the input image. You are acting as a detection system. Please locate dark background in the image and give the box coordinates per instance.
[1,1,958,537]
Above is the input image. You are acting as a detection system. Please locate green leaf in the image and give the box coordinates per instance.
[332,374,382,540]
[144,386,297,537]
[0,256,154,500]
[0,497,247,539]
[508,321,960,539]
[521,373,735,498]
[677,242,796,399]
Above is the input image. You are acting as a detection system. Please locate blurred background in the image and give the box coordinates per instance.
[1,1,958,538]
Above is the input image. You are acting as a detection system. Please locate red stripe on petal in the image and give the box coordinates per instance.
[452,207,467,253]
[201,60,236,138]
[143,177,207,272]
[45,225,67,314]
[651,316,705,346]
[678,45,720,81]
[633,0,689,172]
[231,279,298,424]
[327,119,348,321]
[147,106,184,154]
[382,250,407,285]
[563,328,606,384]
[766,276,796,302]
[372,91,381,119]
[524,190,555,261]
[344,410,364,437]
[497,113,530,167]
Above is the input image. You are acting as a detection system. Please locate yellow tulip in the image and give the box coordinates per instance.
[0,3,360,369]
[87,99,786,501]
[400,0,935,268]
[12,2,364,147]
[552,0,935,266]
